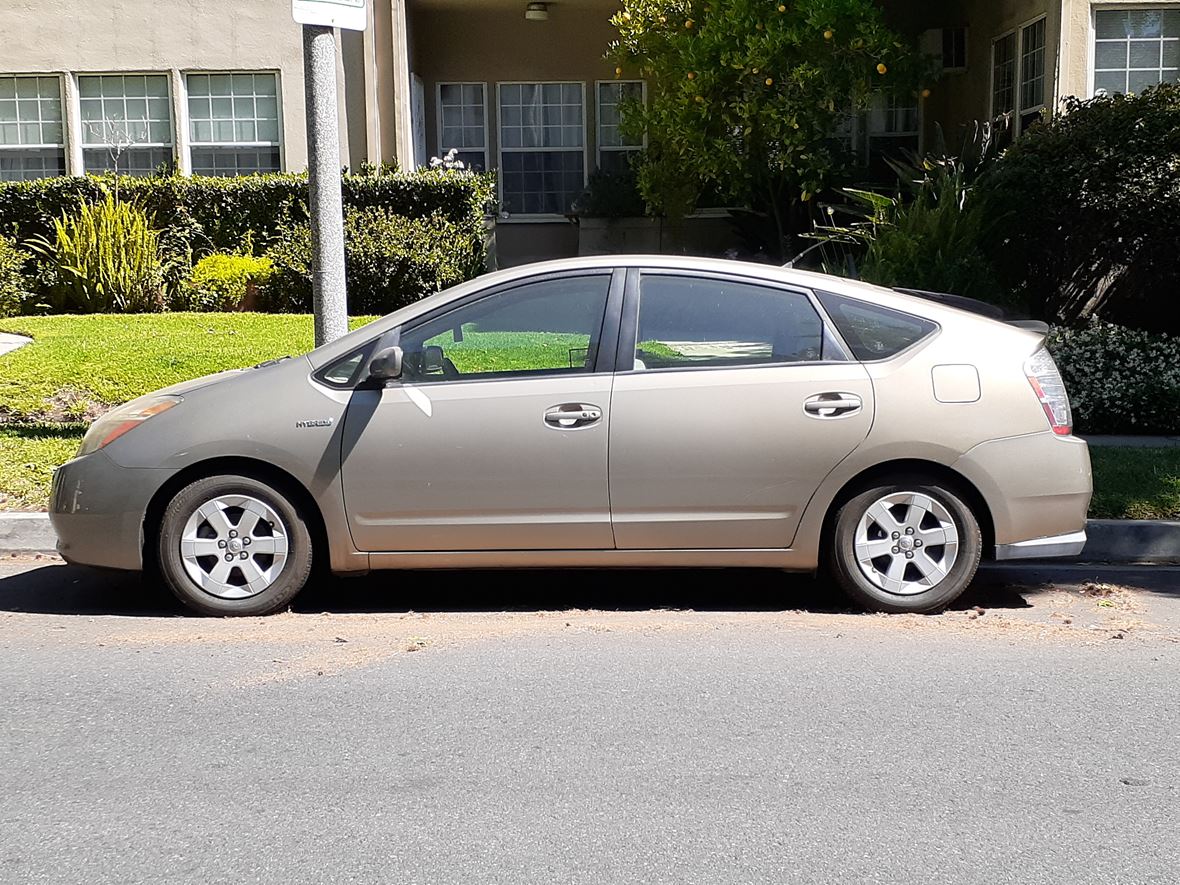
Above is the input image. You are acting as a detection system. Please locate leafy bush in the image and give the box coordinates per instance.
[264,208,479,314]
[0,169,495,254]
[0,168,494,313]
[0,235,32,318]
[572,167,648,218]
[174,253,274,311]
[981,83,1180,330]
[811,121,1008,302]
[1048,321,1180,434]
[27,195,163,313]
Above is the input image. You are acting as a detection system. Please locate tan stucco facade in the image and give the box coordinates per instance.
[4,0,1179,201]
[0,0,409,174]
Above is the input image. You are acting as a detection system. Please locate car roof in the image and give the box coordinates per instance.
[474,254,977,317]
[305,254,1021,368]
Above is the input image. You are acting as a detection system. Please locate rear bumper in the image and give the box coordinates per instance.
[953,432,1092,551]
[995,529,1087,561]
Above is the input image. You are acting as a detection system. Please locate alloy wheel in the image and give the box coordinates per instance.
[179,494,290,599]
[853,491,960,596]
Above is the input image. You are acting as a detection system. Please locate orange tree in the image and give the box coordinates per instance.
[607,0,927,257]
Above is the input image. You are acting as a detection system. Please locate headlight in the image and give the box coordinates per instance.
[78,395,182,457]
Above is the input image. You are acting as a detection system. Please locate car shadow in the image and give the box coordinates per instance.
[0,560,1039,618]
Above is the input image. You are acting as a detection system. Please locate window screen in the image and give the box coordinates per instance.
[816,291,938,360]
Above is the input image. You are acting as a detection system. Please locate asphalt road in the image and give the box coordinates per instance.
[1,558,1177,885]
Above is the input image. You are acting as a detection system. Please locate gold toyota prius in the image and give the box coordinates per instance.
[50,256,1091,616]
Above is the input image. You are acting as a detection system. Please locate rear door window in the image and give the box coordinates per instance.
[632,274,839,370]
[816,291,938,361]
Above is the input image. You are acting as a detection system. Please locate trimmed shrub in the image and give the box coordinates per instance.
[981,84,1180,330]
[0,168,495,255]
[0,168,494,314]
[1048,321,1180,434]
[0,235,32,318]
[174,253,275,311]
[27,195,164,313]
[265,208,478,314]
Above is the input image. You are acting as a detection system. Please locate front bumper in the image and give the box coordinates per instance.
[50,450,169,571]
[995,529,1088,561]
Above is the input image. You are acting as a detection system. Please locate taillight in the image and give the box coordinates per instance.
[1025,347,1072,436]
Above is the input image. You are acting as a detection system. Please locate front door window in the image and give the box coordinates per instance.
[397,274,612,382]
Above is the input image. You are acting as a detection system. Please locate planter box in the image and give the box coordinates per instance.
[577,216,662,256]
[576,214,739,257]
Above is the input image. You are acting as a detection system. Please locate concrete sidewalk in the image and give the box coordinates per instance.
[0,332,31,357]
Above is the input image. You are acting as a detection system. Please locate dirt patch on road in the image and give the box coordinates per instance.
[3,557,1175,685]
[97,588,1167,686]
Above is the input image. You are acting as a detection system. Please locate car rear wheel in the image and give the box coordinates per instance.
[829,478,982,613]
[157,474,313,616]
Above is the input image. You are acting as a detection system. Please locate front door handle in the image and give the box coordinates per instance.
[804,393,863,418]
[544,403,603,429]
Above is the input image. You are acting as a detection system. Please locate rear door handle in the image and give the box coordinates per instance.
[804,393,863,418]
[544,403,603,429]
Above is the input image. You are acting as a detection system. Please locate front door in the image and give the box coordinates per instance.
[609,271,874,550]
[340,271,620,552]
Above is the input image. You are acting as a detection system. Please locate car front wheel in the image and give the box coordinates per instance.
[157,474,314,616]
[829,478,982,613]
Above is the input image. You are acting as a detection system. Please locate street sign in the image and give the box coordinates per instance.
[292,0,367,32]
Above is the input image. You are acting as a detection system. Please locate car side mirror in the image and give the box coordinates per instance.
[368,345,404,381]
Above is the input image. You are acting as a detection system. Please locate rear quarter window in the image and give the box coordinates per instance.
[816,291,938,361]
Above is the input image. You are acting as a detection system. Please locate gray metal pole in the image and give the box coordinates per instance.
[302,24,349,346]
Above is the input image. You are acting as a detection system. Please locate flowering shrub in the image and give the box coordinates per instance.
[1047,320,1180,434]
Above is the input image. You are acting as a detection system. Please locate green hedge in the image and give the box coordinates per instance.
[0,168,494,315]
[0,235,31,318]
[0,168,495,255]
[1047,321,1180,435]
[265,208,481,314]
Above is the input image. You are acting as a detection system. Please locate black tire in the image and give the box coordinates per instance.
[828,476,982,614]
[157,474,314,616]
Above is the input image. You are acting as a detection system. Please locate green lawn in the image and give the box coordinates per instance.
[0,313,377,423]
[0,425,85,510]
[1088,447,1180,520]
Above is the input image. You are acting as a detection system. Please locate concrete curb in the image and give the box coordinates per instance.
[0,513,58,555]
[1074,519,1180,565]
[3,512,1180,564]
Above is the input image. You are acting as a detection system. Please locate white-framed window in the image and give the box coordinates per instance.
[991,31,1018,117]
[991,17,1046,135]
[831,94,919,174]
[0,75,66,181]
[497,82,586,216]
[1093,7,1180,96]
[79,73,173,175]
[596,80,644,172]
[187,72,281,177]
[437,82,488,171]
[1019,17,1047,129]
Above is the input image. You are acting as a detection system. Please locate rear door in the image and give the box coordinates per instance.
[608,269,874,550]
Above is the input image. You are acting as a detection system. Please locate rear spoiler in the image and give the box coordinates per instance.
[892,288,1047,334]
